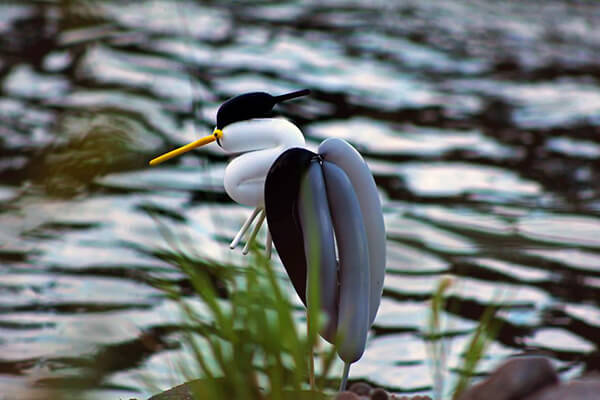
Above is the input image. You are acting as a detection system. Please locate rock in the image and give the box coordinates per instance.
[457,356,558,400]
[148,382,329,399]
[349,382,372,396]
[370,388,388,400]
[335,391,361,400]
[147,380,198,400]
[523,375,600,400]
[149,356,600,400]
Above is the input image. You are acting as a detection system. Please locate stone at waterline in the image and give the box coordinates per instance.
[457,356,558,400]
[146,379,329,400]
[147,356,600,400]
[524,375,600,400]
[146,379,201,400]
[335,392,361,400]
[349,381,372,396]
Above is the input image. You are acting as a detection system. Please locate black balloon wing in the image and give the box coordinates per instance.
[264,147,316,305]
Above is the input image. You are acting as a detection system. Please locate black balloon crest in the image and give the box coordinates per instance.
[216,89,311,129]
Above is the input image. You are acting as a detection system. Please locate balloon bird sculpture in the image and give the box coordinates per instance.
[149,89,386,390]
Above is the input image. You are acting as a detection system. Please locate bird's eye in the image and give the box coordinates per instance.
[213,129,223,147]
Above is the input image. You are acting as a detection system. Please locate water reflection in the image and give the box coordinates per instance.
[0,0,599,399]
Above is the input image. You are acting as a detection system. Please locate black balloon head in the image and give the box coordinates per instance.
[215,89,311,129]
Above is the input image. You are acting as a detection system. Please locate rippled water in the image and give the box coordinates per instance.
[1,1,599,399]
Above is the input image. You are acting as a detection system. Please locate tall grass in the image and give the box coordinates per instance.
[149,216,337,399]
[150,213,504,399]
[425,278,502,400]
[450,299,502,400]
[425,277,453,400]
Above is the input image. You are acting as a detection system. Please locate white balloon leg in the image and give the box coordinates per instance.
[242,209,266,255]
[339,362,351,391]
[265,229,272,260]
[230,207,262,249]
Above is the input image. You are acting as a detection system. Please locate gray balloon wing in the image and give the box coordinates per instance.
[297,160,339,343]
[319,138,386,325]
[322,161,370,364]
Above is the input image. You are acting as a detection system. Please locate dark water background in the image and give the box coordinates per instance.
[1,0,600,398]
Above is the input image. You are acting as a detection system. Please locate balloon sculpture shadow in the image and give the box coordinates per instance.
[150,89,386,391]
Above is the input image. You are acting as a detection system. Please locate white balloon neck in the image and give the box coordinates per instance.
[222,118,306,207]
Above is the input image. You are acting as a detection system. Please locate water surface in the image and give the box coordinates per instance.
[1,1,599,398]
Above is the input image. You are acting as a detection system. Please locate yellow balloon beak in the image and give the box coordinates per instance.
[149,129,223,166]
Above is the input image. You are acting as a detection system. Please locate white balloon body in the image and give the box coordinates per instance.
[318,138,386,325]
[220,118,305,207]
[219,118,386,367]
